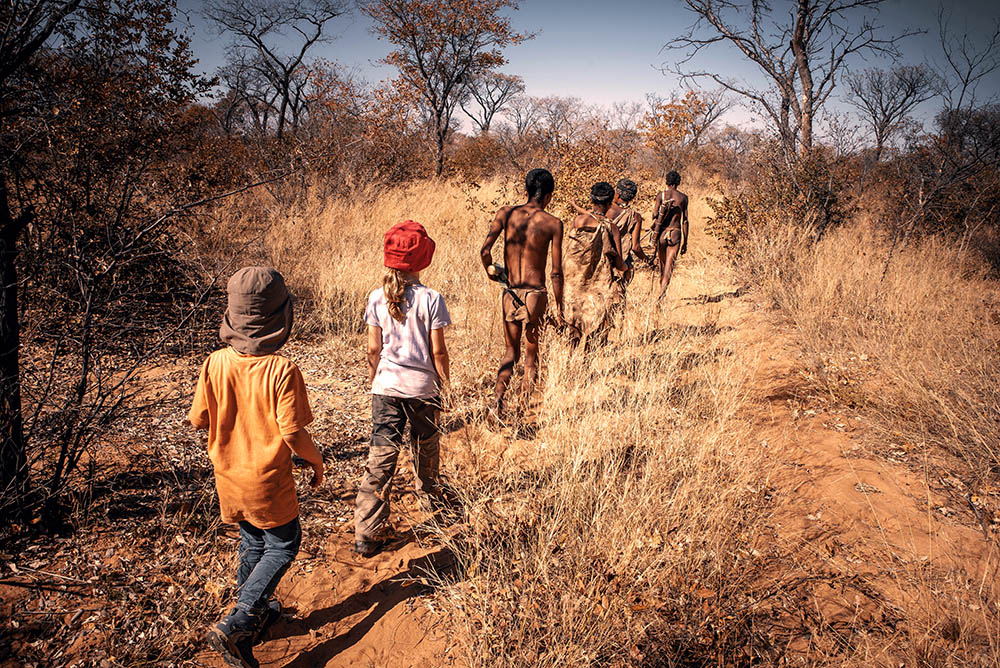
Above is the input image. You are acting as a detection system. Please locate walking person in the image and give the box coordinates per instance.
[190,267,324,668]
[479,168,564,416]
[564,182,628,348]
[355,221,451,558]
[650,170,690,300]
[606,178,651,283]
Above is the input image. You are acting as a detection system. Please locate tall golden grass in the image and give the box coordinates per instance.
[744,221,1000,483]
[210,174,1000,665]
[213,177,778,664]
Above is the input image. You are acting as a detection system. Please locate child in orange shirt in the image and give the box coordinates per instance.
[190,267,324,668]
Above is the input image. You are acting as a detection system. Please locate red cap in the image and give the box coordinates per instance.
[384,220,435,272]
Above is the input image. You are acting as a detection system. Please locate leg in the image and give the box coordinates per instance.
[657,230,681,300]
[521,321,541,397]
[237,521,265,590]
[355,395,406,544]
[236,517,302,614]
[404,398,442,509]
[495,293,522,413]
[519,291,548,396]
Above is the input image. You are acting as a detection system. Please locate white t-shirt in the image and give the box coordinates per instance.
[365,284,451,399]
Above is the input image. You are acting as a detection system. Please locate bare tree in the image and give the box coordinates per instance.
[204,0,348,139]
[935,12,1000,114]
[460,71,524,134]
[535,96,586,152]
[361,0,531,176]
[667,0,916,157]
[0,0,85,518]
[504,94,540,141]
[845,65,936,160]
[605,100,644,157]
[687,88,733,147]
[216,51,281,135]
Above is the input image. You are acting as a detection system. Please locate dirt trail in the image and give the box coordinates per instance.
[699,287,997,656]
[198,238,993,667]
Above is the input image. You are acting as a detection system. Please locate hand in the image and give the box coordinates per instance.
[680,245,687,256]
[310,461,325,488]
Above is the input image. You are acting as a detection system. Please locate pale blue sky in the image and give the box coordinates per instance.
[175,0,1000,130]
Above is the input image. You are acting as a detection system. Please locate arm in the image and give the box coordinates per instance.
[650,191,664,238]
[570,202,589,216]
[189,359,210,430]
[283,429,324,488]
[680,199,690,255]
[366,325,382,385]
[430,327,450,393]
[631,212,650,264]
[480,207,507,277]
[550,219,564,320]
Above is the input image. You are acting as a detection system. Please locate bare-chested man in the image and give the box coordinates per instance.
[480,168,564,414]
[650,170,689,299]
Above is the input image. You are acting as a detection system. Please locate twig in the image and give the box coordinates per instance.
[13,566,90,584]
[0,580,90,596]
[18,608,101,616]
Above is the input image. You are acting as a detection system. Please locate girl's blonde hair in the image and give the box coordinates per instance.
[383,268,415,323]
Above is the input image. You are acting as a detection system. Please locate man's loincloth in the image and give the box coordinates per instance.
[660,226,682,247]
[503,287,548,325]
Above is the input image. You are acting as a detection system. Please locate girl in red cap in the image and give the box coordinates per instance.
[354,221,451,557]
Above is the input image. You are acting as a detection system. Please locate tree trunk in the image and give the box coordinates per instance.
[276,79,290,139]
[435,117,446,177]
[0,174,29,520]
[780,94,796,157]
[791,0,815,155]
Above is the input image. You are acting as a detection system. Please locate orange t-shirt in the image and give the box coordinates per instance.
[189,347,313,529]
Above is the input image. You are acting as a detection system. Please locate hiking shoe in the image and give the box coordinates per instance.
[207,608,260,668]
[253,599,281,645]
[353,538,386,558]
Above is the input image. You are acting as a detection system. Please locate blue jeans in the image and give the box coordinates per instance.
[236,517,301,614]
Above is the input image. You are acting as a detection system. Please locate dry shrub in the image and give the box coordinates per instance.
[451,134,509,182]
[706,147,855,271]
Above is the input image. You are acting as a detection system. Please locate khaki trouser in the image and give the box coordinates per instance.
[355,394,441,542]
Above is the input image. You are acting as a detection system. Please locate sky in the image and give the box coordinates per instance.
[174,0,1000,132]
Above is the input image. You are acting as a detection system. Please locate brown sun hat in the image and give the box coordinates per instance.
[219,267,293,356]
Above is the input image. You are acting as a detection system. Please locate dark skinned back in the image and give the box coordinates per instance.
[484,203,562,289]
[653,187,688,229]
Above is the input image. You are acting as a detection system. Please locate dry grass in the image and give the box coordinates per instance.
[733,218,1000,666]
[750,222,1000,482]
[53,173,992,666]
[209,177,782,665]
[429,315,774,666]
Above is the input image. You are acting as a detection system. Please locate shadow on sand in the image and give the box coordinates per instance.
[269,548,455,666]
